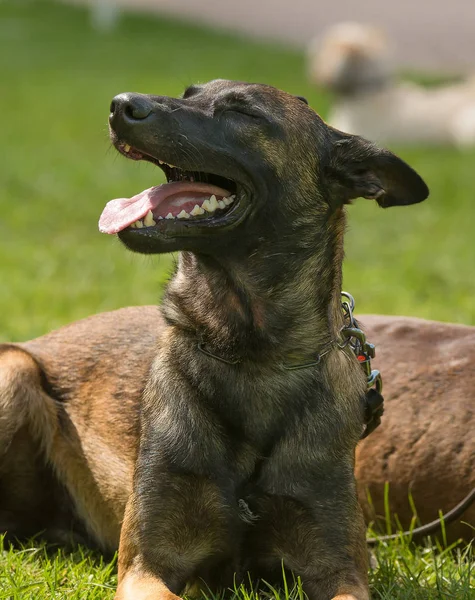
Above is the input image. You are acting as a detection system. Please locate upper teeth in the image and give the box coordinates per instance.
[123,144,131,153]
[143,210,156,227]
[128,195,236,229]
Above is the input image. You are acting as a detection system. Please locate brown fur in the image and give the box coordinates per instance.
[0,308,155,548]
[0,80,430,600]
[356,315,475,541]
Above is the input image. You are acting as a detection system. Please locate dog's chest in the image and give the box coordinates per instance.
[199,366,335,471]
[149,352,340,483]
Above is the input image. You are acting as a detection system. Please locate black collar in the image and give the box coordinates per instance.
[198,336,338,370]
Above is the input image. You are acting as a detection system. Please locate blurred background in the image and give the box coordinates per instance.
[1,0,474,342]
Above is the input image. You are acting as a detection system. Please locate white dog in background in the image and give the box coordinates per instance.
[308,22,475,146]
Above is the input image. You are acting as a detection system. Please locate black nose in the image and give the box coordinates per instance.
[109,93,153,123]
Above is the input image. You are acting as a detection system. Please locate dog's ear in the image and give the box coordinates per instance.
[324,130,429,208]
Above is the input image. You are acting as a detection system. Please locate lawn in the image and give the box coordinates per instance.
[0,1,474,598]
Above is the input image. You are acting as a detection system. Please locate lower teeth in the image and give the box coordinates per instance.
[130,194,236,229]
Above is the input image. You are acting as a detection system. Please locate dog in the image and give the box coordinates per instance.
[0,80,429,600]
[3,308,473,549]
[308,22,475,146]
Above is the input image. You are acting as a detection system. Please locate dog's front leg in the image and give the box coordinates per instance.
[115,466,235,600]
[245,472,369,600]
[116,559,179,600]
[115,493,179,600]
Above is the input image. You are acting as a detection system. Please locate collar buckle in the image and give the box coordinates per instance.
[340,292,384,438]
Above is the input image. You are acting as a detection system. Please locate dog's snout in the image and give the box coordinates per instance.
[109,93,154,125]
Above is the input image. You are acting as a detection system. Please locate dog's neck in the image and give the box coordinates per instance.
[161,209,347,363]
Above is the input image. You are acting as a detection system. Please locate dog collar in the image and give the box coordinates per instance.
[197,337,336,370]
[197,291,384,439]
[196,291,381,385]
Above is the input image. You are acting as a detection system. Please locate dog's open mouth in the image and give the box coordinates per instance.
[99,142,239,235]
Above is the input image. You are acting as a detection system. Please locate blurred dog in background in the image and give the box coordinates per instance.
[308,22,475,146]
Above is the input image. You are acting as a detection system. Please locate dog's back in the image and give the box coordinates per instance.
[356,314,475,541]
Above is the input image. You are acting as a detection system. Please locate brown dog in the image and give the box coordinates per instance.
[3,309,473,549]
[0,80,429,600]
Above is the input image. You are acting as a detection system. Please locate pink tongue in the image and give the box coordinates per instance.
[99,181,231,235]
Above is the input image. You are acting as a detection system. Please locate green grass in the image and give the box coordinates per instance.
[1,0,475,343]
[0,535,473,599]
[0,1,474,598]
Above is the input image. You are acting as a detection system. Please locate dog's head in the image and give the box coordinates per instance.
[307,23,392,96]
[100,79,428,255]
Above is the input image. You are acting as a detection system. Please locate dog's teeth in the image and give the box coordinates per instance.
[123,144,131,153]
[208,195,219,211]
[129,222,136,229]
[202,197,218,213]
[144,210,156,227]
[158,160,164,164]
[165,213,174,219]
[218,200,225,209]
[135,220,143,228]
[223,196,233,206]
[202,198,213,212]
[157,216,163,220]
[190,204,205,216]
[177,210,190,219]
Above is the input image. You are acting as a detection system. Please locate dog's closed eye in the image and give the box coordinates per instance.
[219,107,263,120]
[215,101,265,121]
